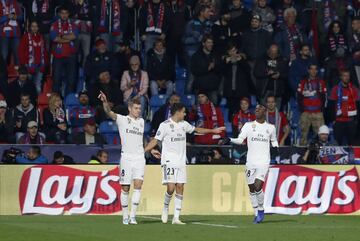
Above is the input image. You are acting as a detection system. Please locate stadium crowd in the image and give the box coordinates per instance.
[0,0,360,148]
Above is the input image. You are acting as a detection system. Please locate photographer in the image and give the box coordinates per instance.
[302,125,338,164]
[196,147,229,164]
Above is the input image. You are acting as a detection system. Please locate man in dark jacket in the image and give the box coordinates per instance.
[13,93,39,135]
[7,66,37,108]
[222,42,253,119]
[254,44,289,108]
[191,35,221,105]
[71,119,107,145]
[0,55,7,96]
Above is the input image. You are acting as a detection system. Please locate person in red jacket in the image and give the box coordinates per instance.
[19,20,48,94]
[232,97,255,137]
[329,70,360,145]
[189,92,226,144]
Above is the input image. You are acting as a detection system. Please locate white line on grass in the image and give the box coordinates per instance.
[138,216,238,229]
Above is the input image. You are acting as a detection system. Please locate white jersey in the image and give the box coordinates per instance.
[230,120,278,168]
[116,114,145,160]
[155,118,195,168]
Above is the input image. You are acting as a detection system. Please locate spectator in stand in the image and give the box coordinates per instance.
[7,66,37,108]
[15,145,48,164]
[328,70,360,145]
[289,44,317,93]
[273,0,300,32]
[150,93,181,137]
[52,150,75,164]
[18,20,48,94]
[297,64,326,146]
[139,0,170,54]
[71,118,107,145]
[0,55,7,95]
[112,39,141,82]
[89,70,125,122]
[349,17,360,87]
[68,90,95,132]
[189,92,226,145]
[120,55,149,118]
[24,0,56,50]
[265,95,290,146]
[326,21,348,59]
[183,4,213,93]
[96,0,129,52]
[252,0,275,33]
[167,0,190,67]
[17,121,45,144]
[191,35,221,105]
[88,149,109,164]
[222,42,252,119]
[223,0,252,37]
[254,44,288,108]
[241,14,271,88]
[42,92,67,144]
[232,97,255,137]
[274,7,307,62]
[84,38,115,85]
[0,0,23,66]
[0,100,15,143]
[50,5,79,96]
[147,38,174,96]
[13,93,39,138]
[72,0,94,68]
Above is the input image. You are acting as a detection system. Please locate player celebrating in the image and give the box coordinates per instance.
[145,103,225,225]
[221,103,279,224]
[98,91,146,225]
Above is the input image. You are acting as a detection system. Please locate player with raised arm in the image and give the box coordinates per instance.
[220,103,279,224]
[98,91,145,225]
[144,103,225,225]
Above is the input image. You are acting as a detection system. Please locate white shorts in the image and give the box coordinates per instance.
[161,165,187,185]
[119,159,145,185]
[245,167,269,185]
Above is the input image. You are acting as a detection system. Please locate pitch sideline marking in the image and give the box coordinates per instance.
[138,216,238,229]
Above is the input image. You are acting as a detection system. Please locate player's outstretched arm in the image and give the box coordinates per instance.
[194,126,226,134]
[98,91,117,121]
[144,138,161,159]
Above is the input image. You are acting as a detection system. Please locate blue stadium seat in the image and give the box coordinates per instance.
[225,122,232,136]
[65,93,80,108]
[150,94,168,114]
[99,121,119,134]
[181,95,195,107]
[220,97,227,107]
[103,134,121,145]
[144,121,151,135]
[221,107,229,123]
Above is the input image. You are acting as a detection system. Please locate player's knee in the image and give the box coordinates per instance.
[254,181,263,192]
[167,185,175,195]
[248,184,256,193]
[175,184,184,195]
[122,185,130,193]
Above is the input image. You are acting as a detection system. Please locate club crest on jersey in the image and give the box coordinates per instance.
[266,129,269,134]
[170,124,174,129]
[127,118,131,124]
[252,123,256,132]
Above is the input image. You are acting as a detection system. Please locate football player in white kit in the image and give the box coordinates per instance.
[98,91,149,225]
[221,103,279,224]
[144,103,225,225]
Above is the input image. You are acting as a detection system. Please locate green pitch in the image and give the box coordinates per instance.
[1,215,359,241]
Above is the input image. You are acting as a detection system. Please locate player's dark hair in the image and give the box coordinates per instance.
[96,149,108,157]
[265,93,276,102]
[30,146,41,156]
[128,97,141,107]
[170,103,186,116]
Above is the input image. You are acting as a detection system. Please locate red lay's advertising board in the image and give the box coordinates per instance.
[0,165,359,215]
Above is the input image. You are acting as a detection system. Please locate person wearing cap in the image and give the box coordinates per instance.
[43,92,67,144]
[7,66,37,108]
[302,125,338,164]
[84,38,115,85]
[13,93,39,136]
[188,92,226,145]
[15,145,48,164]
[297,64,326,146]
[147,38,175,96]
[0,100,15,143]
[222,42,253,120]
[68,90,95,132]
[52,151,74,164]
[17,121,45,144]
[120,55,149,118]
[232,97,255,137]
[71,118,107,145]
[252,0,275,33]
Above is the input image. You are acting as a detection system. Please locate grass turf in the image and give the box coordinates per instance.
[1,215,359,241]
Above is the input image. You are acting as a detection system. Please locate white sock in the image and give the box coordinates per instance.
[255,190,264,211]
[164,192,173,210]
[121,190,129,218]
[174,194,183,219]
[130,189,141,218]
[249,192,258,216]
